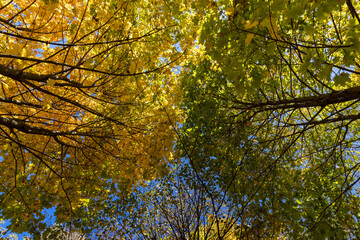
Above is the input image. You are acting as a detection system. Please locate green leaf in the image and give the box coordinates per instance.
[334,72,350,86]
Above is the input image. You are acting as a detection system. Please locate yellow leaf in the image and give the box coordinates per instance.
[21,48,27,57]
[7,47,20,56]
[79,198,90,207]
[129,61,136,74]
[43,98,51,109]
[47,79,56,86]
[264,18,281,40]
[245,33,254,47]
[244,20,259,29]
[1,81,8,91]
[226,6,234,16]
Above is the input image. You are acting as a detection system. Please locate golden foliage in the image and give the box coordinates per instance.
[0,0,195,229]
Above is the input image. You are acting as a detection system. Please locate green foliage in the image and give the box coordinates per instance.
[177,0,360,238]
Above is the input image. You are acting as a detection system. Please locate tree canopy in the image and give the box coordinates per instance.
[1,0,360,239]
[0,0,192,234]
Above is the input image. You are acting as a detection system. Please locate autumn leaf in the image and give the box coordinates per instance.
[245,33,254,47]
[129,61,137,74]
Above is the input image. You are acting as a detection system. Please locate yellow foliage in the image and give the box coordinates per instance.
[0,0,194,226]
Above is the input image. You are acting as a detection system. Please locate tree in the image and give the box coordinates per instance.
[67,160,246,240]
[0,0,195,234]
[2,0,360,239]
[178,0,360,238]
